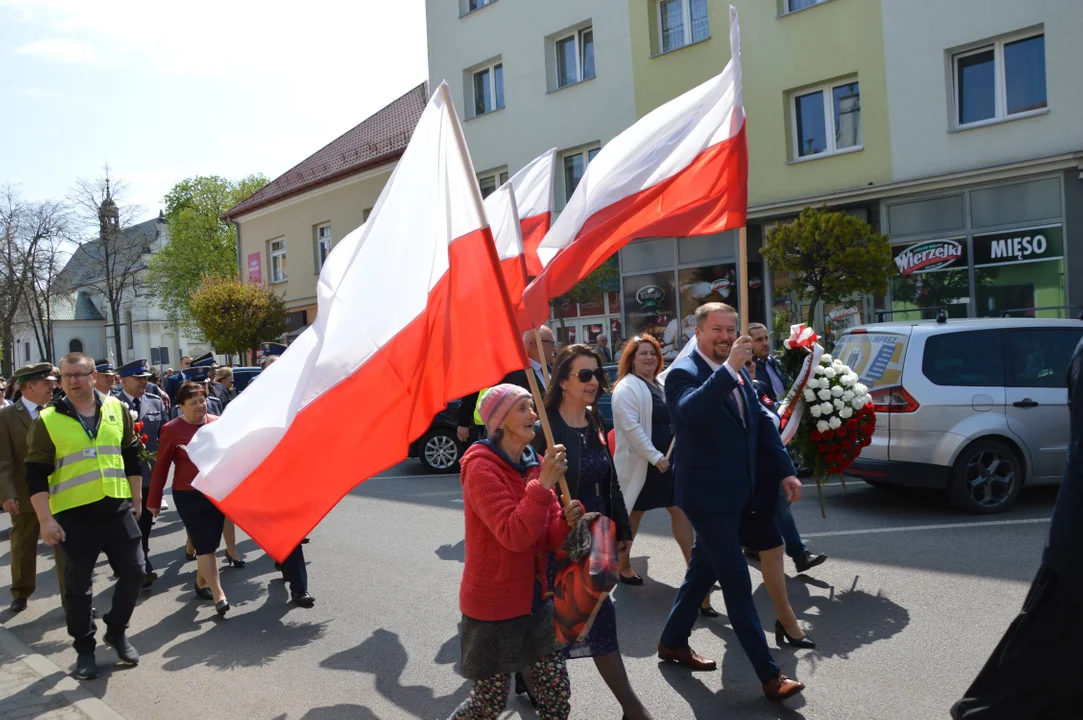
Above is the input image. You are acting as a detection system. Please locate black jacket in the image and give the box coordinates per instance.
[754,355,792,403]
[530,411,632,542]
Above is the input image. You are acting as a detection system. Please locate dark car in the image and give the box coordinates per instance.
[232,367,262,392]
[410,399,476,474]
[595,365,620,430]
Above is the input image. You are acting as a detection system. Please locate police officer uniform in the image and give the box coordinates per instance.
[0,363,66,612]
[25,380,146,679]
[169,365,223,418]
[116,359,165,586]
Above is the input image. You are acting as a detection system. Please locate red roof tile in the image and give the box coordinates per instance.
[225,82,428,219]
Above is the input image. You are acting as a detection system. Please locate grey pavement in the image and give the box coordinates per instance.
[0,463,1059,720]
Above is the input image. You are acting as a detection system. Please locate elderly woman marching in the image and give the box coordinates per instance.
[533,345,654,720]
[451,384,582,720]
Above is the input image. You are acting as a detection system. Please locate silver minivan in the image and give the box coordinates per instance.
[836,318,1083,513]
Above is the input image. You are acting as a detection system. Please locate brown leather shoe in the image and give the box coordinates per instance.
[657,643,717,671]
[762,674,805,702]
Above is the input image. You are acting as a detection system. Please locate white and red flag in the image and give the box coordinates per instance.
[522,7,747,326]
[508,148,557,276]
[187,83,526,561]
[483,181,532,331]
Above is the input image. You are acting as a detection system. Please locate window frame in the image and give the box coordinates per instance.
[789,78,862,163]
[315,223,333,272]
[782,0,829,15]
[478,170,510,199]
[951,31,1047,131]
[561,146,601,205]
[555,26,595,89]
[472,62,504,117]
[466,0,494,13]
[269,238,287,284]
[656,0,710,55]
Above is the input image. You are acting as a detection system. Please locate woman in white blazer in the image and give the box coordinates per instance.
[611,335,715,613]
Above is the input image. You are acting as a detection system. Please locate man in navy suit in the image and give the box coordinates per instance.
[657,302,806,702]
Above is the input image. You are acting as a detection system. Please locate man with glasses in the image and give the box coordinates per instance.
[0,363,65,614]
[25,352,146,680]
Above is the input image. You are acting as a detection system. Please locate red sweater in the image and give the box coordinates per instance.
[147,415,218,510]
[459,443,569,622]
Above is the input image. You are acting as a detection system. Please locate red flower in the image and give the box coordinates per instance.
[818,442,829,453]
[140,433,149,444]
[825,453,837,463]
[134,421,143,432]
[836,426,848,438]
[810,431,822,442]
[846,418,858,430]
[824,429,835,439]
[841,440,853,450]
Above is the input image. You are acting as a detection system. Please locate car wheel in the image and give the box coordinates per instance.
[419,429,462,474]
[947,438,1022,514]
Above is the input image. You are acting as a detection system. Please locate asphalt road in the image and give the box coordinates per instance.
[0,462,1058,720]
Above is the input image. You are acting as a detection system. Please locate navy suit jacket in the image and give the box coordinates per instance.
[665,351,796,515]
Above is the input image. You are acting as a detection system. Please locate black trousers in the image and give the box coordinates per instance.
[137,491,154,574]
[280,545,307,596]
[57,499,147,655]
[951,564,1083,719]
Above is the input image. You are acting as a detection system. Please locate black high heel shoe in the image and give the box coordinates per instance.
[775,620,816,649]
[215,599,230,617]
[224,554,246,569]
[699,604,720,618]
[194,581,213,601]
[513,671,538,707]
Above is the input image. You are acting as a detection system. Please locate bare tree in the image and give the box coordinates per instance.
[20,217,72,362]
[69,171,148,365]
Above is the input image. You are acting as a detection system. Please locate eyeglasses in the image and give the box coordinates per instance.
[540,338,556,345]
[574,368,607,384]
[61,370,94,381]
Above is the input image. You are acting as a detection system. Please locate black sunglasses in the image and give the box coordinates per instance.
[574,368,607,384]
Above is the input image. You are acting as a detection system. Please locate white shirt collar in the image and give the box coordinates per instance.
[530,358,547,388]
[22,398,40,418]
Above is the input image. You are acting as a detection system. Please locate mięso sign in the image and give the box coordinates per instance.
[972,225,1062,268]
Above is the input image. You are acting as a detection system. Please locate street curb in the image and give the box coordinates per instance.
[0,623,127,720]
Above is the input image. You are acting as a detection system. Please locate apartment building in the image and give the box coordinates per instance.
[426,0,1083,350]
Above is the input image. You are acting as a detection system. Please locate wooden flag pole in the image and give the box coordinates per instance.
[523,364,572,508]
[665,437,675,461]
[534,328,552,387]
[738,226,750,336]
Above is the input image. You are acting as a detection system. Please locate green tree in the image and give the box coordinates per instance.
[761,206,896,328]
[146,174,267,333]
[189,276,287,358]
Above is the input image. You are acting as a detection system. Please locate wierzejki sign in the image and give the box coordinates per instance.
[892,225,1063,276]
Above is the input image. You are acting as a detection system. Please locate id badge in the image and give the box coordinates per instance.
[83,448,97,459]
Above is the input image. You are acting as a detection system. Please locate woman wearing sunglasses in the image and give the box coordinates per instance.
[532,344,652,720]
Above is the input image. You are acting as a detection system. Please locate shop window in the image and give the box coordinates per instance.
[1005,329,1083,389]
[889,238,970,320]
[621,238,674,273]
[952,32,1046,129]
[622,271,679,359]
[974,225,1065,318]
[678,232,735,264]
[970,177,1061,230]
[922,331,1004,387]
[791,79,862,160]
[887,195,965,238]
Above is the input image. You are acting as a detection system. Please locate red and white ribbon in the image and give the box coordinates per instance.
[777,325,824,446]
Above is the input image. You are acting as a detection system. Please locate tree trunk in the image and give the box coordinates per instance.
[0,322,12,377]
[806,290,821,330]
[110,300,124,365]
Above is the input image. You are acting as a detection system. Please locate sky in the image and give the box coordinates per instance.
[0,0,430,223]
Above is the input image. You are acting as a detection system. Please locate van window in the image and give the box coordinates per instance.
[922,330,1004,386]
[1005,328,1083,388]
[833,332,908,389]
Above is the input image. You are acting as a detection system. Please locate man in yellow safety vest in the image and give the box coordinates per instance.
[26,352,146,681]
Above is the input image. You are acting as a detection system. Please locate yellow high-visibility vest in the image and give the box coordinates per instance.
[40,395,130,515]
[473,388,489,426]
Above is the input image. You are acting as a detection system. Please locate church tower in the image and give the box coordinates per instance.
[99,177,119,241]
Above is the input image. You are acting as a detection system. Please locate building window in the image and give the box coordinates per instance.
[24,342,30,361]
[953,32,1046,128]
[315,223,332,270]
[785,0,827,13]
[556,27,595,88]
[658,0,709,54]
[563,147,600,203]
[69,338,83,353]
[269,238,287,283]
[791,79,861,160]
[473,63,504,116]
[125,309,134,350]
[478,170,510,198]
[468,0,493,11]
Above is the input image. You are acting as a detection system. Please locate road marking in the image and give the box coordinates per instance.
[802,517,1050,539]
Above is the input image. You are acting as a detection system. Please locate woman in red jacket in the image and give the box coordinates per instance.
[147,381,229,618]
[451,384,581,720]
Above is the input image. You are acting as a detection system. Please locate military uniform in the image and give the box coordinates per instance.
[0,363,66,612]
[115,359,165,582]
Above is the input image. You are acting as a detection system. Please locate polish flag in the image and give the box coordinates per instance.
[483,182,531,331]
[522,7,747,326]
[508,148,557,276]
[187,83,526,561]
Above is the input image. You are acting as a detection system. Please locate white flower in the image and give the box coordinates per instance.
[816,420,830,433]
[806,378,820,389]
[129,410,138,421]
[809,404,822,418]
[852,396,867,409]
[822,354,833,363]
[855,383,868,395]
[813,365,826,376]
[828,416,842,429]
[833,398,846,411]
[830,385,844,397]
[842,390,855,401]
[820,401,834,414]
[823,367,837,379]
[803,388,817,402]
[832,361,846,371]
[840,373,857,387]
[840,406,854,419]
[817,388,832,401]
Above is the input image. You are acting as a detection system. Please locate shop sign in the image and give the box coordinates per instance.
[973,225,1062,268]
[247,252,262,284]
[749,277,762,289]
[636,285,666,307]
[894,239,966,276]
[709,277,733,293]
[827,305,860,324]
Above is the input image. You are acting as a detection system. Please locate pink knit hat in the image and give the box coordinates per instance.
[478,383,532,436]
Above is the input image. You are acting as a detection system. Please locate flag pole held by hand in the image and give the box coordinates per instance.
[738,226,749,336]
[523,364,572,507]
[533,328,551,387]
[665,437,675,461]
